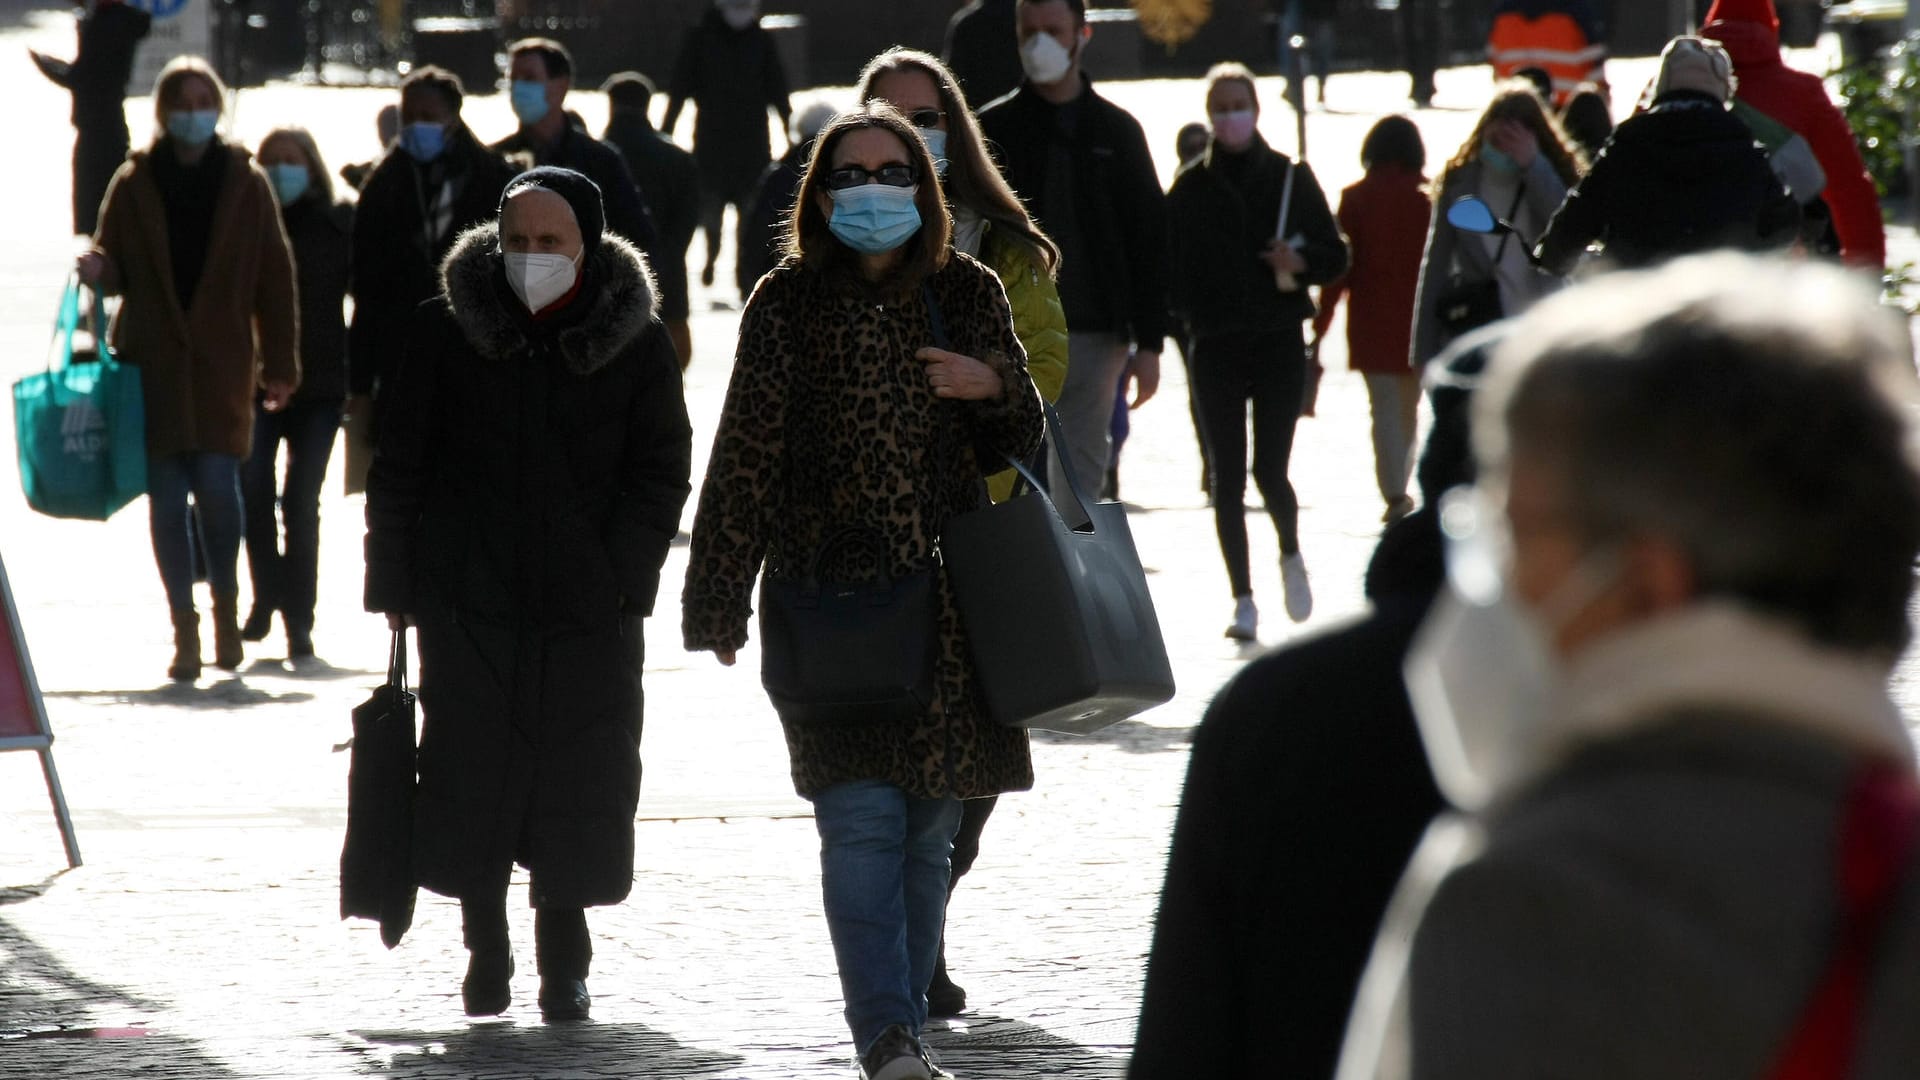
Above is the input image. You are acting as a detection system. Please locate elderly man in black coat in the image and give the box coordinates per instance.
[32,0,151,235]
[364,167,693,1024]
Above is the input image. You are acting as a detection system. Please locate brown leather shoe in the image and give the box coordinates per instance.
[168,608,201,681]
[211,593,243,671]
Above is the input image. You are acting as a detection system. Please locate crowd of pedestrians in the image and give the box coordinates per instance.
[37,0,1916,1074]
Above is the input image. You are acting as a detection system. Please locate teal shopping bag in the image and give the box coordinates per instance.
[12,276,146,520]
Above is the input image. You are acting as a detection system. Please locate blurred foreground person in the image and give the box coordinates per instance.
[1338,253,1920,1079]
[364,168,692,1023]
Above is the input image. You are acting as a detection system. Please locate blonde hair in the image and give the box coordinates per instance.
[152,55,227,124]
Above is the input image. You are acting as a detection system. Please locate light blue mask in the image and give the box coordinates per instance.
[510,79,551,125]
[920,128,951,179]
[828,183,922,254]
[399,121,447,163]
[1481,141,1520,174]
[166,109,220,147]
[267,162,310,205]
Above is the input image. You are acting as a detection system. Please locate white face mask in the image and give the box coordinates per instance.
[1019,31,1075,85]
[502,250,581,313]
[1404,488,1619,810]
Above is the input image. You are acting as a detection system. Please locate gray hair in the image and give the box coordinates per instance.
[1475,253,1920,653]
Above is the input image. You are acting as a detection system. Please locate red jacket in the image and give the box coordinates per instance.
[1703,0,1885,269]
[1314,165,1431,376]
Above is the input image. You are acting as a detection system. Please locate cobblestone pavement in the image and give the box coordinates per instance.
[1,7,1915,1076]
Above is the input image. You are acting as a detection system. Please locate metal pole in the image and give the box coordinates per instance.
[39,748,82,869]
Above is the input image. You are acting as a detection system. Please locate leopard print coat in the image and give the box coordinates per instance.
[682,252,1045,801]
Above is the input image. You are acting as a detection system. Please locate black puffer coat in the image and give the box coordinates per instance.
[364,225,693,908]
[1534,91,1799,274]
[281,197,352,404]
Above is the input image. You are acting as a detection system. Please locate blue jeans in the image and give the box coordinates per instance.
[814,780,963,1054]
[148,452,243,611]
[241,398,341,633]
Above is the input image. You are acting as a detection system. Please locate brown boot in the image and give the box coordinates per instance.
[211,593,243,671]
[169,608,202,681]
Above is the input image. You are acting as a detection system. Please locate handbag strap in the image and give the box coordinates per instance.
[48,272,81,374]
[386,629,409,693]
[1490,183,1526,265]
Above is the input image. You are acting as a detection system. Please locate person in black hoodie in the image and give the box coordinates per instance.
[1127,324,1496,1080]
[348,67,517,423]
[943,0,1023,108]
[602,72,700,367]
[32,0,151,235]
[663,0,794,294]
[243,128,353,662]
[1167,64,1348,639]
[1533,36,1797,275]
[364,167,693,1024]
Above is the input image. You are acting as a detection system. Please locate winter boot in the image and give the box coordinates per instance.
[168,608,202,681]
[211,593,244,671]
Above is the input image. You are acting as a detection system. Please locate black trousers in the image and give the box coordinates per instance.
[1192,328,1307,598]
[461,895,591,981]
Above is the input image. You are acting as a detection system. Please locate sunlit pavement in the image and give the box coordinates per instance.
[1,6,1915,1076]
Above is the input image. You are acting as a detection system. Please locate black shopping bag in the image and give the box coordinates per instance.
[340,630,417,948]
[943,405,1175,734]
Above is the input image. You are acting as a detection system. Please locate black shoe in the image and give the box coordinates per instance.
[537,977,591,1022]
[462,950,514,1017]
[925,970,967,1019]
[700,263,716,288]
[285,619,314,661]
[240,604,273,643]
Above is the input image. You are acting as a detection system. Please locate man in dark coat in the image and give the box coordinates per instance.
[662,0,793,294]
[1128,327,1494,1078]
[347,67,517,423]
[494,38,657,255]
[979,0,1169,502]
[602,72,700,368]
[1534,35,1798,275]
[32,0,152,235]
[363,167,693,1023]
[943,0,1023,109]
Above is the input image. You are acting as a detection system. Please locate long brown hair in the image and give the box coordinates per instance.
[787,105,954,290]
[1441,81,1586,188]
[856,48,1060,278]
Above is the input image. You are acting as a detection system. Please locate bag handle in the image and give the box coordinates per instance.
[386,629,409,694]
[997,403,1095,534]
[801,526,895,591]
[48,272,81,375]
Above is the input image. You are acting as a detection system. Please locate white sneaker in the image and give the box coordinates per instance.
[1225,595,1258,641]
[1281,554,1313,623]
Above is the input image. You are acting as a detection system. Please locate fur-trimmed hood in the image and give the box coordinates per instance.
[438,221,658,375]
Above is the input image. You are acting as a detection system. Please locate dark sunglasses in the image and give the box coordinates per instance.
[906,108,944,130]
[825,163,919,191]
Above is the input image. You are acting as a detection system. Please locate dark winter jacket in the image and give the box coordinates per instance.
[348,125,516,397]
[979,77,1170,353]
[943,0,1023,109]
[604,111,700,322]
[1166,134,1348,337]
[682,254,1044,802]
[34,0,149,130]
[664,9,794,196]
[1131,508,1446,1079]
[1534,92,1798,275]
[281,197,353,404]
[493,118,657,255]
[363,226,692,909]
[735,138,811,298]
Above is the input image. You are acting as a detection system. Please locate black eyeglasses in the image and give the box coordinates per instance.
[825,164,919,191]
[906,108,944,130]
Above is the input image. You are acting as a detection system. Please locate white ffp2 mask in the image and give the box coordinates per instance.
[503,251,581,313]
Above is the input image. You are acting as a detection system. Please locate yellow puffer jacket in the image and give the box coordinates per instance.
[981,222,1068,502]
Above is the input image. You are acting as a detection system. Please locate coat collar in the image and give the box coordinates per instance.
[439,220,657,374]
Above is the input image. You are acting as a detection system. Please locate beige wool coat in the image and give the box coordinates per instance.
[93,142,299,458]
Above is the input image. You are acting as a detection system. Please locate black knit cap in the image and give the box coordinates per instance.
[500,166,605,258]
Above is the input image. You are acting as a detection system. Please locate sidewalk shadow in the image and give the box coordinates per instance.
[925,1015,1129,1078]
[344,1022,747,1077]
[0,871,68,908]
[0,914,241,1076]
[43,678,317,709]
[1033,720,1193,755]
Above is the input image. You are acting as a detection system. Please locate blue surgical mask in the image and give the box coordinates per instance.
[828,183,923,254]
[510,79,551,125]
[1481,141,1519,174]
[920,128,951,179]
[166,109,220,147]
[399,121,447,163]
[267,162,310,205]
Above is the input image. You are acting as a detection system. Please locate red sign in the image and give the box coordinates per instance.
[0,552,46,740]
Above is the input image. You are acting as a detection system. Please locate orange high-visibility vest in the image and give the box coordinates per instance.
[1488,9,1606,106]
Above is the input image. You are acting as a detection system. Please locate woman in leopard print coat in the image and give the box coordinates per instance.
[682,105,1042,1076]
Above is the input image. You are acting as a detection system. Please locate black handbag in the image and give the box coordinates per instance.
[759,526,938,727]
[340,629,418,949]
[942,404,1176,735]
[1436,185,1526,342]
